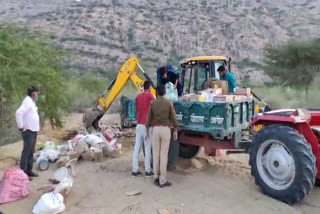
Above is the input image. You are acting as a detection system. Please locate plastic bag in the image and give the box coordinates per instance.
[54,175,73,195]
[105,138,117,153]
[35,141,45,152]
[0,168,30,204]
[52,167,69,182]
[73,134,85,143]
[83,134,105,147]
[103,129,115,141]
[56,144,68,153]
[39,150,60,162]
[32,192,65,214]
[165,82,178,101]
[44,141,56,150]
[52,167,73,194]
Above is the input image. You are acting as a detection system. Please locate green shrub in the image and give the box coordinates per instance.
[252,78,320,109]
[0,26,68,128]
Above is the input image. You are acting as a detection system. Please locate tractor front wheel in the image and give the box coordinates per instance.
[179,143,199,159]
[249,125,316,204]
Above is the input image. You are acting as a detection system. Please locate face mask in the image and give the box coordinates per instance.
[33,96,39,102]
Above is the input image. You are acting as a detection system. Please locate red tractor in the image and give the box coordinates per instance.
[249,108,320,204]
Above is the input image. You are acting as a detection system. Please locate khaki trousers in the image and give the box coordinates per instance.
[152,126,171,185]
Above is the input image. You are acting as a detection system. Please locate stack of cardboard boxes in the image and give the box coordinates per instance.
[178,79,252,103]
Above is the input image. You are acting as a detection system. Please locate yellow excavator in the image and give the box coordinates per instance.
[83,56,156,131]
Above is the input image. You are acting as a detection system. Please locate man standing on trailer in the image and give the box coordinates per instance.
[157,65,182,97]
[131,81,154,177]
[217,65,237,93]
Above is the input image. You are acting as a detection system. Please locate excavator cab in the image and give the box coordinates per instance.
[179,56,230,94]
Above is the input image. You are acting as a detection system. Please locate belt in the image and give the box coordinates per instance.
[153,125,170,128]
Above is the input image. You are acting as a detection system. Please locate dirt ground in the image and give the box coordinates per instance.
[1,113,320,214]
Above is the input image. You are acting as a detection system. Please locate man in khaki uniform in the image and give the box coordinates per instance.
[146,85,178,187]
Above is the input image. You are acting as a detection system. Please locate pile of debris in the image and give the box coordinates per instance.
[30,128,122,213]
[34,128,122,172]
[100,122,135,138]
[0,126,125,213]
[100,122,123,137]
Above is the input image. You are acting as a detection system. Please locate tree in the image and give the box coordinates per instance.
[0,26,68,128]
[264,39,320,94]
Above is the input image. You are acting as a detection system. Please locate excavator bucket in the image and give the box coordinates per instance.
[83,108,105,132]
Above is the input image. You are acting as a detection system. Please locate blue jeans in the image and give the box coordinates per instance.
[132,125,152,173]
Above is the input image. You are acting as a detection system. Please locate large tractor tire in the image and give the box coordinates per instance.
[179,143,199,159]
[311,127,320,186]
[249,125,316,204]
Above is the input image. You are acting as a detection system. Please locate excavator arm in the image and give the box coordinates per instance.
[83,56,156,131]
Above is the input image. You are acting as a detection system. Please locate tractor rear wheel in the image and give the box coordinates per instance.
[179,143,199,159]
[249,125,316,204]
[311,127,320,186]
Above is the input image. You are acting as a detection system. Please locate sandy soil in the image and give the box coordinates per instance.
[1,113,320,214]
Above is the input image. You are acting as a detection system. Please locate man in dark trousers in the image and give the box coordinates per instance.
[16,86,40,179]
[146,85,178,187]
[157,65,182,97]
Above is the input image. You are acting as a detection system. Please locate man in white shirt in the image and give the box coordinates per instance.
[16,86,40,178]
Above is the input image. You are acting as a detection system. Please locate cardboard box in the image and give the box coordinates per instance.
[189,95,200,101]
[234,95,248,101]
[179,96,189,101]
[179,94,200,102]
[199,88,222,95]
[213,95,235,102]
[56,156,70,168]
[93,150,104,162]
[81,150,94,161]
[212,88,222,95]
[208,79,229,95]
[234,88,251,96]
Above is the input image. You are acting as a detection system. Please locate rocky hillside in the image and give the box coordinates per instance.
[0,0,319,82]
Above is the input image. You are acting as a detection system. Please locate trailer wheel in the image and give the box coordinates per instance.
[179,143,199,159]
[249,125,316,204]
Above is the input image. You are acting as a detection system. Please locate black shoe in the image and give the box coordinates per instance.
[28,177,33,181]
[159,181,172,188]
[145,171,154,177]
[27,171,39,177]
[154,178,160,186]
[131,171,142,177]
